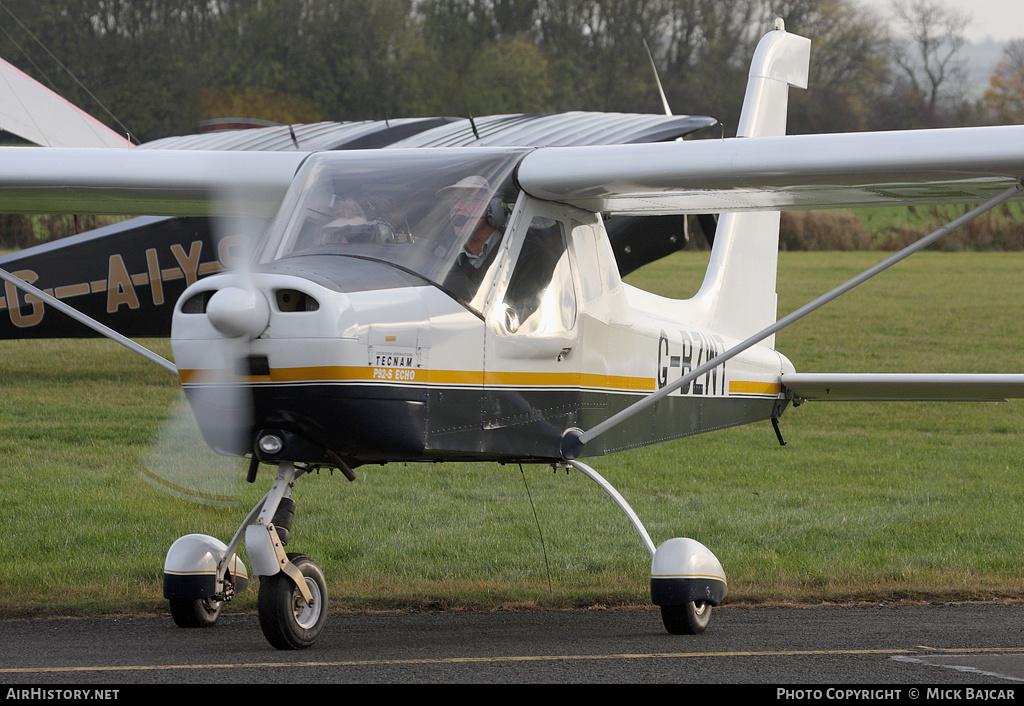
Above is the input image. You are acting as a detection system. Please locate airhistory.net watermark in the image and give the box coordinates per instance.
[6,690,119,701]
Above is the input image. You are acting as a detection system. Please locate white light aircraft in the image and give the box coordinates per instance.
[2,21,1024,649]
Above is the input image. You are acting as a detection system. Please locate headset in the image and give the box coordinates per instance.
[485,197,511,230]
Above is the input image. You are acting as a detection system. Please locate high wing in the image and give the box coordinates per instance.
[517,124,1024,215]
[4,125,1023,218]
[512,99,1024,408]
[0,146,308,216]
[2,27,1024,413]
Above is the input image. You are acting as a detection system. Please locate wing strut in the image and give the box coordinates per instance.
[0,266,177,374]
[560,181,1024,460]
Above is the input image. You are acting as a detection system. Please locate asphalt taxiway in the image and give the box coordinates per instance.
[3,603,1024,685]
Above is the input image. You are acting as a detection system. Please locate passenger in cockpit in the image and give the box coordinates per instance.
[318,198,369,245]
[307,197,397,248]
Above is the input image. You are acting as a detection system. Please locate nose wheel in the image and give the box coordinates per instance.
[257,553,328,650]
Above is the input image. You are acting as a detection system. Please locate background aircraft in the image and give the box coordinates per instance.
[1,55,719,340]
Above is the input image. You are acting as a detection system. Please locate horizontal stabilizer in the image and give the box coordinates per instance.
[782,373,1024,401]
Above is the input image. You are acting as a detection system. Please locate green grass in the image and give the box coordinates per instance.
[773,205,1024,252]
[1,251,1023,617]
[854,203,1024,251]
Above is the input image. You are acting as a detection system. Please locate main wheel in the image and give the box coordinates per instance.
[257,553,328,650]
[660,601,712,635]
[169,597,221,628]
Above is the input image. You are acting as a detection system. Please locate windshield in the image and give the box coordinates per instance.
[256,148,528,309]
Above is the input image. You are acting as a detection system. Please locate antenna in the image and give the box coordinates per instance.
[469,114,480,140]
[643,38,672,115]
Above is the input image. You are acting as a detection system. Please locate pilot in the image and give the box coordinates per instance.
[450,177,501,264]
[438,176,509,301]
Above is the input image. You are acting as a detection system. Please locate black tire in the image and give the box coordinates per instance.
[169,597,221,628]
[257,553,328,650]
[661,601,712,635]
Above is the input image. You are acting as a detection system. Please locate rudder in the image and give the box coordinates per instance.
[691,23,811,348]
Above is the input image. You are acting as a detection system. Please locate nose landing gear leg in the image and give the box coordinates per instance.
[245,461,328,649]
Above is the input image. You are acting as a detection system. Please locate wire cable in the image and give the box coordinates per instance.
[519,464,552,593]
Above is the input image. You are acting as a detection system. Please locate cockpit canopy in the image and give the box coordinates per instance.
[256,148,529,310]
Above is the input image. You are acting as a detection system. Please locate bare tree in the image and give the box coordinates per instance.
[889,0,971,117]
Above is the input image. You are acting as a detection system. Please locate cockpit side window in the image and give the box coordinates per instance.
[500,217,576,335]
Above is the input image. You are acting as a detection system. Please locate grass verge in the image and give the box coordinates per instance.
[0,251,1022,617]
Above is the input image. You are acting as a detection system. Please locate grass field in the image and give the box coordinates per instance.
[1,250,1023,617]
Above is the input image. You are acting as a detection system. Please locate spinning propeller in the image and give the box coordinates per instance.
[138,187,274,507]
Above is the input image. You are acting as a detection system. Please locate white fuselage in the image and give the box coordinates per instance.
[171,189,794,467]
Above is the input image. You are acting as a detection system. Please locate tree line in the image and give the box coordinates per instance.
[1,0,1022,146]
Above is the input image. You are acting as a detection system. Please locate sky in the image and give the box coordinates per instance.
[852,0,1022,91]
[856,0,1024,43]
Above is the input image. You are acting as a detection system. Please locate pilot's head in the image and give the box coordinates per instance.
[438,176,492,240]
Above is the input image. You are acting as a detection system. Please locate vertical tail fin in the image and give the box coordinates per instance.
[692,23,810,347]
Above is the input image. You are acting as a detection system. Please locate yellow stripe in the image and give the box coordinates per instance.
[182,366,482,386]
[12,646,1005,675]
[269,366,368,382]
[427,369,482,385]
[179,366,368,385]
[179,366,653,392]
[163,569,216,576]
[729,380,782,395]
[180,366,778,397]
